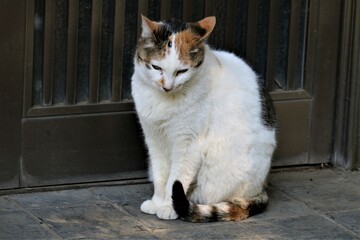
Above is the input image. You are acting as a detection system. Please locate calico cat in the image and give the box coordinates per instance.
[131,15,276,222]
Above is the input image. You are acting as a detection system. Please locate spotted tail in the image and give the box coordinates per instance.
[172,180,268,222]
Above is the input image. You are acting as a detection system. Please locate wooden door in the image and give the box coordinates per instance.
[0,0,349,189]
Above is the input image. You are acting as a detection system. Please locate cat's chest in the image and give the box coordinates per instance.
[138,97,193,123]
[136,92,207,135]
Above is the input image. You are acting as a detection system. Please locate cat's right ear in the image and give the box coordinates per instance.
[197,16,216,41]
[141,15,159,38]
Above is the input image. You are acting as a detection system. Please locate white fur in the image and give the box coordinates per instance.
[132,40,276,220]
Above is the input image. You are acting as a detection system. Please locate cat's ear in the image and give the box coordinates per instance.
[141,15,159,38]
[197,16,216,41]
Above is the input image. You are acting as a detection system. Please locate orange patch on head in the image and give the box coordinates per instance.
[175,30,204,66]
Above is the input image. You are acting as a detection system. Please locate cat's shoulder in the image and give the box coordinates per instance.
[212,50,253,71]
[210,49,257,80]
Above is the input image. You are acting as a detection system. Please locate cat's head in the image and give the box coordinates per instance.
[135,15,216,93]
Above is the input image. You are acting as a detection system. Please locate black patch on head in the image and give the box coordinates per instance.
[152,19,187,47]
[153,25,172,47]
[152,19,208,47]
[259,84,277,128]
[163,19,188,33]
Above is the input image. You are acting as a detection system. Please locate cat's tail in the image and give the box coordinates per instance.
[172,180,268,222]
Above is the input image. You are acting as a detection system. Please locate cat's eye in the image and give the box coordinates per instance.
[151,64,162,71]
[176,69,188,76]
[168,41,172,48]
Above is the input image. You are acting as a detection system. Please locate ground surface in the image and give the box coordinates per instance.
[0,167,359,239]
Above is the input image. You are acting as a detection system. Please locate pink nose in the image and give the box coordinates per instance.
[163,87,172,92]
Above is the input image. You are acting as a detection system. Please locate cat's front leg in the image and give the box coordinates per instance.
[140,133,171,216]
[147,154,179,220]
[156,143,200,220]
[140,159,170,215]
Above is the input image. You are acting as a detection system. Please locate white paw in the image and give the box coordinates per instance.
[140,200,158,215]
[156,205,178,220]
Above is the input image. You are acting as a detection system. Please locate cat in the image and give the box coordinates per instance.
[131,15,277,222]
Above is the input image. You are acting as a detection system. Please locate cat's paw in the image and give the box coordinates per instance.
[157,205,178,220]
[140,200,158,215]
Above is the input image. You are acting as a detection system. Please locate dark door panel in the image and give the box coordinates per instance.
[21,112,146,187]
[273,99,311,166]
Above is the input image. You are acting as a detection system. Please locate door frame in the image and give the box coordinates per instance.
[0,0,26,189]
[333,0,360,169]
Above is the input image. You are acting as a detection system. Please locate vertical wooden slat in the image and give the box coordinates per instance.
[204,0,214,17]
[121,0,138,100]
[24,0,35,115]
[287,0,300,90]
[245,0,258,67]
[112,0,125,102]
[287,0,307,90]
[225,0,235,50]
[89,0,102,103]
[53,0,68,105]
[304,0,319,95]
[160,0,171,19]
[205,0,217,47]
[76,0,91,103]
[191,0,206,21]
[297,0,308,90]
[265,0,279,91]
[32,0,45,106]
[182,0,191,21]
[274,0,291,90]
[99,0,116,102]
[147,0,161,20]
[233,0,248,58]
[43,0,55,106]
[170,0,183,19]
[138,0,148,37]
[66,0,79,105]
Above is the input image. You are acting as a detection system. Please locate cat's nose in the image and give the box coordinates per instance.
[162,87,172,92]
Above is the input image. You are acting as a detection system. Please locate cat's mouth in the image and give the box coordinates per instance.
[161,84,185,94]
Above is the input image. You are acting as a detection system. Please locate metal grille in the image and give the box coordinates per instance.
[25,0,307,116]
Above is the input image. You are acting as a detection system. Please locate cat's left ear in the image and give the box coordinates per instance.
[197,16,216,41]
[141,15,159,38]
